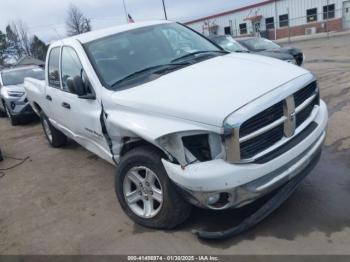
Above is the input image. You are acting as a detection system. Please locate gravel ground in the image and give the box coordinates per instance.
[0,34,349,255]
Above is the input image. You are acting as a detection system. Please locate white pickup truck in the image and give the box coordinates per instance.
[24,21,328,232]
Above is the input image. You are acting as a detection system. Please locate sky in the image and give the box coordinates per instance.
[0,0,262,42]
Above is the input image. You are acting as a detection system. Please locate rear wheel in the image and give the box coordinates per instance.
[41,112,67,147]
[115,146,191,229]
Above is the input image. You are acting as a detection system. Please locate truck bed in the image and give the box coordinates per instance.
[24,77,46,116]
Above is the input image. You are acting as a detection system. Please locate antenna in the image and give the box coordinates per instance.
[122,0,129,23]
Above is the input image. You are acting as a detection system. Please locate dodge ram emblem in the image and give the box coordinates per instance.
[284,96,296,138]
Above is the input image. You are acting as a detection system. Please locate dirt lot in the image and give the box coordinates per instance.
[0,34,350,255]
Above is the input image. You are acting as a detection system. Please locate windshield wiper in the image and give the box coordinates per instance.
[111,62,190,88]
[171,50,228,63]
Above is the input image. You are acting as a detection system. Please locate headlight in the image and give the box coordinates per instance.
[157,132,225,166]
[7,91,25,97]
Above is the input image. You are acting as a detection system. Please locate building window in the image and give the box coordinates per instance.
[279,14,289,27]
[307,8,318,23]
[239,23,247,34]
[323,4,335,19]
[265,17,275,29]
[224,26,231,35]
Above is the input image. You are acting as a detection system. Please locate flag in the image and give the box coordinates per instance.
[128,14,135,23]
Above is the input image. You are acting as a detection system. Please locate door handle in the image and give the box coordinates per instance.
[61,102,71,109]
[46,95,52,101]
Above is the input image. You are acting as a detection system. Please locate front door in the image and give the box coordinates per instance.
[57,46,111,161]
[343,1,350,29]
[253,21,261,37]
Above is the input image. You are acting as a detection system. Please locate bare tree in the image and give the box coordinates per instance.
[15,20,31,56]
[66,4,92,36]
[6,20,31,59]
[5,24,23,60]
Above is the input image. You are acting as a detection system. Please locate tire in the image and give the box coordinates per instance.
[0,101,6,117]
[0,109,6,117]
[40,112,67,148]
[4,103,20,126]
[115,145,191,229]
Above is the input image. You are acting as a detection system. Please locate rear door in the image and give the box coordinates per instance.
[46,47,64,122]
[56,45,110,160]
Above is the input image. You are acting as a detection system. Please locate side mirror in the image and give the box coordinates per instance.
[66,75,95,100]
[72,75,86,96]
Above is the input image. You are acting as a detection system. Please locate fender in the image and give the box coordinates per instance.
[103,106,223,161]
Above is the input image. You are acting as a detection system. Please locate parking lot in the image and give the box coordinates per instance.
[0,34,350,255]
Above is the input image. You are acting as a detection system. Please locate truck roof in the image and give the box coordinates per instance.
[64,20,172,44]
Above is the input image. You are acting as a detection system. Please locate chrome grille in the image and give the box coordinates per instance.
[294,81,317,107]
[240,124,284,159]
[239,101,284,137]
[226,81,319,163]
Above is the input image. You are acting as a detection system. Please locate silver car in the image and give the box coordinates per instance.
[0,66,45,125]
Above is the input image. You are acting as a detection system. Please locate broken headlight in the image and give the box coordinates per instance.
[157,132,225,166]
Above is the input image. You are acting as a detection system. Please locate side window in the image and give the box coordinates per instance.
[48,47,61,88]
[61,46,83,92]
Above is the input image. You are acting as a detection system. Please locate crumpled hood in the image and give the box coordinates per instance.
[260,47,302,59]
[257,50,294,60]
[280,46,303,56]
[108,53,310,127]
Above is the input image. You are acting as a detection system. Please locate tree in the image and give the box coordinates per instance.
[66,4,92,36]
[15,20,31,56]
[6,24,23,60]
[30,35,48,61]
[0,30,8,65]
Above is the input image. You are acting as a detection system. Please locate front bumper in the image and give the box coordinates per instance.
[4,97,35,116]
[162,101,328,210]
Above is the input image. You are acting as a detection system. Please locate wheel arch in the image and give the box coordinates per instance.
[31,102,43,115]
[120,138,169,160]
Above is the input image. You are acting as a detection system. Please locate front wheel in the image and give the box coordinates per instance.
[115,146,191,229]
[5,104,20,126]
[40,112,67,147]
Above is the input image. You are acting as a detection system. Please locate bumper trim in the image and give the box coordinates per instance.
[193,149,322,240]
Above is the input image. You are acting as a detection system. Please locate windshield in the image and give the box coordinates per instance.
[84,23,222,89]
[239,38,280,51]
[212,36,248,52]
[1,68,45,86]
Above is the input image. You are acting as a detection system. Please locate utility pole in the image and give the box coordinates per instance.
[287,7,291,43]
[122,0,128,23]
[274,0,278,40]
[162,0,168,20]
[326,0,330,38]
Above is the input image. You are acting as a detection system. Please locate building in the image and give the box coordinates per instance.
[185,0,350,39]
